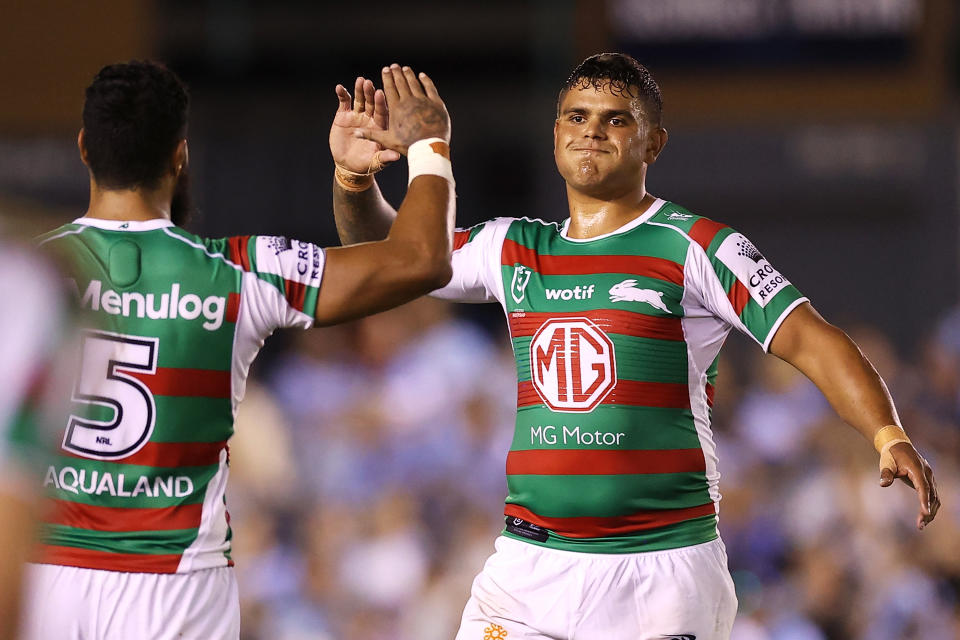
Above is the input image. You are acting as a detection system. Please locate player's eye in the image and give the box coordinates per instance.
[610,118,624,126]
[569,114,585,123]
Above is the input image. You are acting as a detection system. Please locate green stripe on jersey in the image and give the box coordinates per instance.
[514,334,690,384]
[503,514,718,553]
[506,472,711,516]
[43,525,199,555]
[513,405,701,451]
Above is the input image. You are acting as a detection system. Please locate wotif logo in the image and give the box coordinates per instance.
[73,279,226,331]
[530,318,616,412]
[545,284,595,301]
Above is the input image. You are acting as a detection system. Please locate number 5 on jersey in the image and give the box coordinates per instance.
[65,331,158,459]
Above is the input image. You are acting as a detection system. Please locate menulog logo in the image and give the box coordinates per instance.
[530,318,616,412]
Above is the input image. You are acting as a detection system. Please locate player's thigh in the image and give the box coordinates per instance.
[577,538,737,640]
[455,536,573,640]
[19,564,91,640]
[19,564,240,640]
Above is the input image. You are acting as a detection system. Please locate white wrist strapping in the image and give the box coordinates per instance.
[407,137,454,187]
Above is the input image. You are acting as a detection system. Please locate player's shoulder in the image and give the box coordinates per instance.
[35,222,87,247]
[646,201,735,256]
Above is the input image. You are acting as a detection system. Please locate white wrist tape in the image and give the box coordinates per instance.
[407,137,454,187]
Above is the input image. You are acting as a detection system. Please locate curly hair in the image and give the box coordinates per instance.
[558,53,663,127]
[82,60,190,190]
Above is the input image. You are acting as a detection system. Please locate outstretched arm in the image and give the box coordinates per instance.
[314,65,453,326]
[769,302,940,529]
[329,68,405,245]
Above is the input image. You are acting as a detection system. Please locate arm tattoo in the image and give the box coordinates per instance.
[392,99,447,147]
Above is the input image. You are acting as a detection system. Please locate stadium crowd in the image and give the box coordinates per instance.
[226,296,960,640]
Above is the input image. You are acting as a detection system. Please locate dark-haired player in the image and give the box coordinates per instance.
[26,60,454,639]
[331,55,940,639]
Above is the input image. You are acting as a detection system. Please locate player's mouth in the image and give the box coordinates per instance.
[570,147,609,153]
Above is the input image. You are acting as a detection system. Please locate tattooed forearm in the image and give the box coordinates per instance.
[332,176,396,245]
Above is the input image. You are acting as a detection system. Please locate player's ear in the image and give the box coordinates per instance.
[77,129,90,167]
[645,127,668,165]
[172,139,188,177]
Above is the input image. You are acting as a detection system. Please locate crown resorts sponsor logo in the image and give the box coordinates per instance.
[530,318,616,412]
[71,279,226,331]
[511,265,532,305]
[609,279,670,313]
[715,233,790,308]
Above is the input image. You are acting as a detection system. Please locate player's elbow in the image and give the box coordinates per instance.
[395,242,453,292]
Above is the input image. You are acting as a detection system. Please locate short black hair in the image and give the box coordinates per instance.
[559,53,663,127]
[82,60,189,190]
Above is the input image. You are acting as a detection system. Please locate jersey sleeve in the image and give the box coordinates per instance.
[225,235,325,330]
[686,223,808,351]
[431,217,513,304]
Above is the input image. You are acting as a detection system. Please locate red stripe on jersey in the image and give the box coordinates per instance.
[727,280,750,316]
[453,230,471,252]
[59,440,226,467]
[284,279,308,312]
[501,239,684,285]
[45,500,203,532]
[226,292,241,323]
[127,368,231,398]
[504,502,716,538]
[509,310,683,341]
[517,380,690,409]
[227,236,252,271]
[688,219,728,253]
[506,448,706,476]
[35,544,183,573]
[706,383,715,408]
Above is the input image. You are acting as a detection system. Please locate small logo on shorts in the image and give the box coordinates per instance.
[483,623,508,640]
[656,635,695,640]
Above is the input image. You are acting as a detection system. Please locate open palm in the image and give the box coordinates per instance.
[330,76,400,174]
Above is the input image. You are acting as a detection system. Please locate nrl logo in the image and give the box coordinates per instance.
[511,265,532,305]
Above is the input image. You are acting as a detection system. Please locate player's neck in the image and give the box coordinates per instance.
[565,186,656,239]
[84,179,172,222]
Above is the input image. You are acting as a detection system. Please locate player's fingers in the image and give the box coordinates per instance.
[879,467,895,487]
[369,149,401,172]
[381,66,400,105]
[362,79,376,118]
[419,72,441,102]
[390,64,411,98]
[402,66,425,97]
[372,89,389,130]
[353,77,365,113]
[904,465,932,525]
[335,84,352,112]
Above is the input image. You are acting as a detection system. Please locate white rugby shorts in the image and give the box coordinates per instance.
[19,563,240,640]
[456,535,737,640]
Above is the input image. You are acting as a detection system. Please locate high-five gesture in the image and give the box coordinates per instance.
[330,76,400,175]
[354,64,449,155]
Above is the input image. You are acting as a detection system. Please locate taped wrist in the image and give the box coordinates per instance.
[335,163,374,192]
[874,425,911,470]
[407,137,454,187]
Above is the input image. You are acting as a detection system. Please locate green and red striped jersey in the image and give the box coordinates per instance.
[37,218,324,573]
[435,199,807,553]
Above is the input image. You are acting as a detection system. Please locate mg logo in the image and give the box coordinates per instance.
[530,318,616,412]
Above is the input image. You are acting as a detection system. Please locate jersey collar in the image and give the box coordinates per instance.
[73,217,175,232]
[560,197,666,242]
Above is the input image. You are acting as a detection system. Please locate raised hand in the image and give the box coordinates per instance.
[330,76,400,174]
[354,64,450,156]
